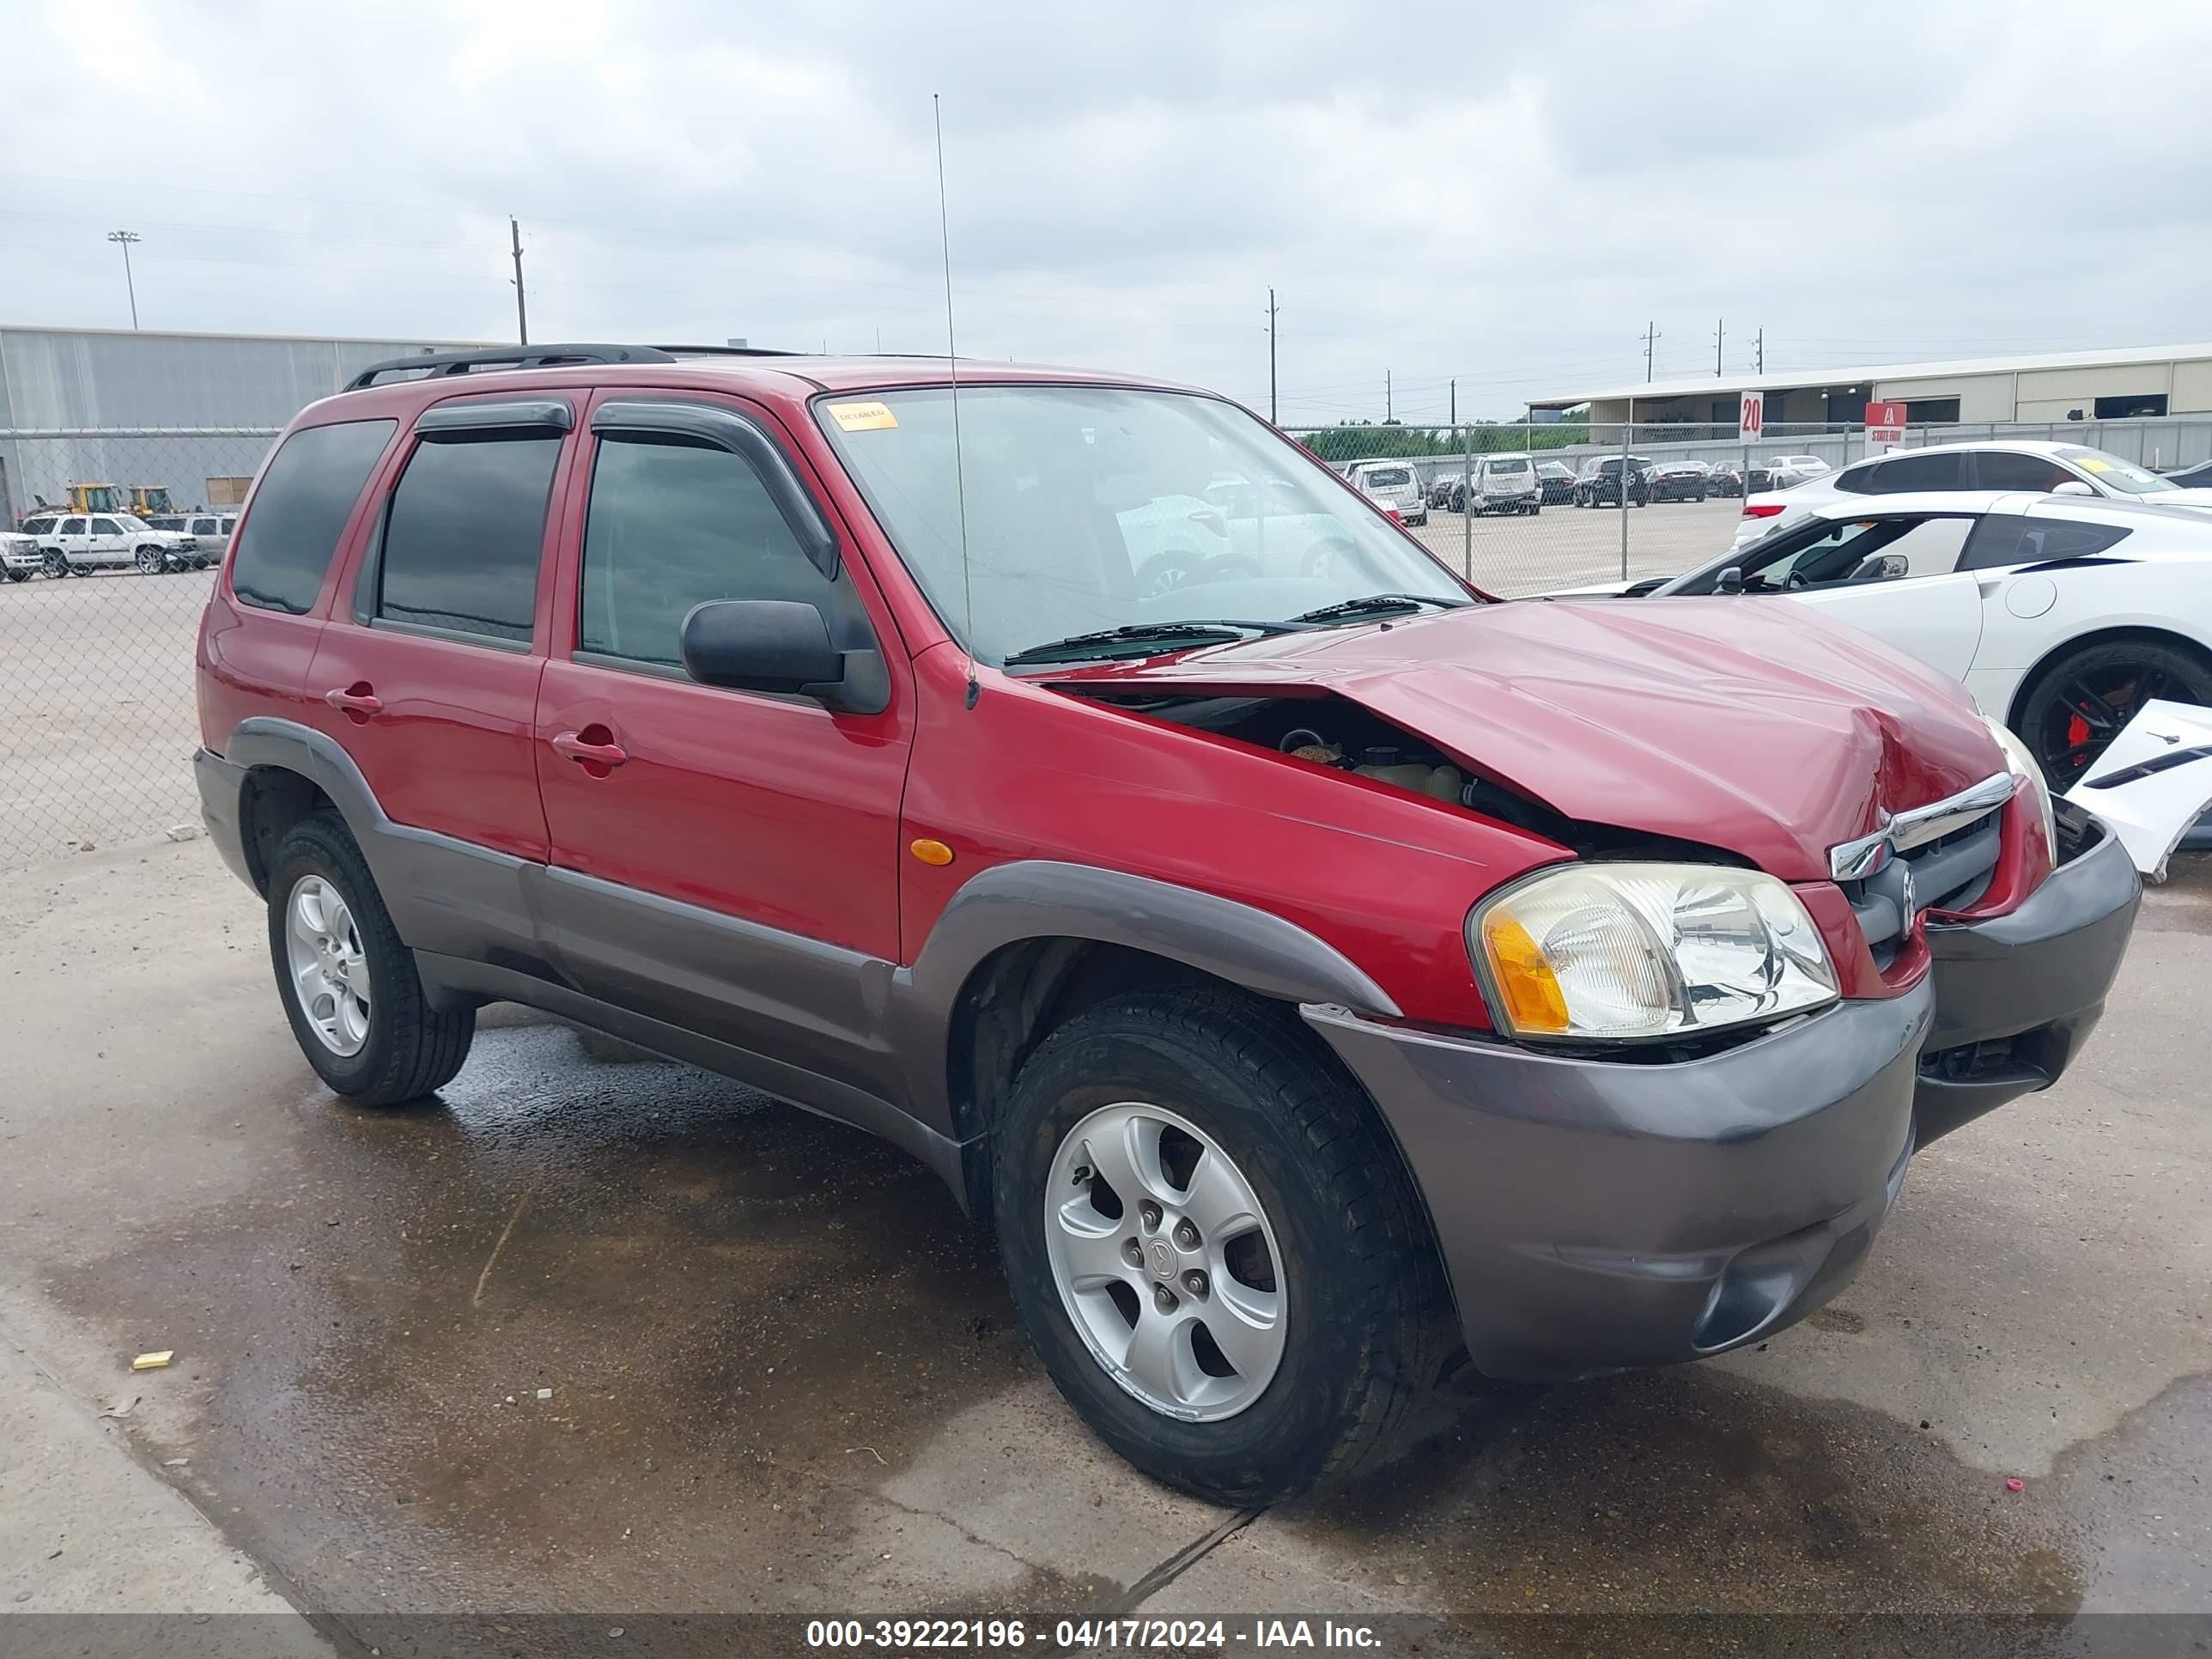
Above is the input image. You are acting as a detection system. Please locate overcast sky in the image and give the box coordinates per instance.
[8,0,2211,423]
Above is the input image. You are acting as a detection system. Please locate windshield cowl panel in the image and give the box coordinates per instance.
[815,384,1476,666]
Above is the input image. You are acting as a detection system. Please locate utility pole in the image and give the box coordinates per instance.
[1754,327,1765,374]
[1449,379,1456,427]
[106,230,142,329]
[1644,321,1661,383]
[1265,288,1279,424]
[1385,369,1394,422]
[1714,317,1724,377]
[508,216,529,345]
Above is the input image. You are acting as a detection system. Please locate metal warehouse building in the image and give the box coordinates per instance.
[1536,342,2212,432]
[0,324,485,526]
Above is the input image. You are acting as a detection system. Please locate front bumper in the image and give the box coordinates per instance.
[1308,816,2139,1382]
[1914,810,2139,1143]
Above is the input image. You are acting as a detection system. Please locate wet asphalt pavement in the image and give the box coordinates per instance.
[1,841,2206,1655]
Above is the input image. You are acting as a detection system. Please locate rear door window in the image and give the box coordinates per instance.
[231,419,398,615]
[1867,452,1967,492]
[1971,451,2076,492]
[191,517,220,536]
[60,519,85,537]
[374,432,563,645]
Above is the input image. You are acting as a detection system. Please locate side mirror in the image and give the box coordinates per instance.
[682,599,847,700]
[2051,480,2095,497]
[1716,565,1745,594]
[1848,552,1909,581]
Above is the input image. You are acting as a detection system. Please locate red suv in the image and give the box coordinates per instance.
[195,344,2140,1503]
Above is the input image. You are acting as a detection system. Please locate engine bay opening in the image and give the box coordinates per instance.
[1062,688,1753,866]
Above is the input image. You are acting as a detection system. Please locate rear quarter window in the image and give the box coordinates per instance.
[230,420,398,615]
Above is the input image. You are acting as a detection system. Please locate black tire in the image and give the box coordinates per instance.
[42,550,68,579]
[4,569,27,584]
[265,811,476,1107]
[2015,637,2212,790]
[993,988,1449,1504]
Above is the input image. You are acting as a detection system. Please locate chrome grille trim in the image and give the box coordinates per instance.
[1828,770,2017,881]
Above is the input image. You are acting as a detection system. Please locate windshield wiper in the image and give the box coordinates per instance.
[1288,592,1470,624]
[1002,619,1306,667]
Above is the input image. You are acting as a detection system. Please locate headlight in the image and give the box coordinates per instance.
[1469,862,1838,1042]
[1980,714,2057,877]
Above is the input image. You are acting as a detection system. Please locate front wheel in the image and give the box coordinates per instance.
[136,546,163,574]
[2016,639,2212,790]
[994,988,1448,1504]
[42,550,69,579]
[266,812,476,1106]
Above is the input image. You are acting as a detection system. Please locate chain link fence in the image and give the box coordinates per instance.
[4,414,2211,871]
[1282,416,2212,599]
[1,428,278,870]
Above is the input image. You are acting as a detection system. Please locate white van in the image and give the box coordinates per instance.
[1471,453,1540,516]
[1347,459,1427,526]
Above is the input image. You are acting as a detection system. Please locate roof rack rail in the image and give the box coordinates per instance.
[343,343,678,392]
[651,343,802,359]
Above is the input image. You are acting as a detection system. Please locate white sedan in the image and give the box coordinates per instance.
[1732,438,2212,549]
[1603,489,2212,790]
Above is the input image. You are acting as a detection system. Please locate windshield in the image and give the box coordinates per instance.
[113,515,153,532]
[817,385,1468,665]
[2055,446,2175,495]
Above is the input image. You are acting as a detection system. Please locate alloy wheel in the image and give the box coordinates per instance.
[1043,1102,1286,1421]
[2033,660,2198,782]
[285,874,371,1056]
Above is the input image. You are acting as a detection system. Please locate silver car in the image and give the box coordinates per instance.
[1347,460,1427,526]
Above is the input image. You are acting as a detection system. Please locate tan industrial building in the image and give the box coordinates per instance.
[1535,342,2212,430]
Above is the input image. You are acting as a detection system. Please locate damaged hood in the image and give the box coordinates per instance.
[1039,599,2008,880]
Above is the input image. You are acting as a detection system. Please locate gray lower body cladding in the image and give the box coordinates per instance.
[1309,817,2140,1382]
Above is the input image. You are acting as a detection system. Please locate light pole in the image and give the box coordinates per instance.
[107,230,142,329]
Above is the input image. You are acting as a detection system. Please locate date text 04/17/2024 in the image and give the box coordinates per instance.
[804,1618,1382,1650]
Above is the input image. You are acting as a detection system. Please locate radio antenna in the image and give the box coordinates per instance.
[933,93,979,710]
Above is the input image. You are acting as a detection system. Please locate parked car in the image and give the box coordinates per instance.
[2163,459,2212,489]
[1647,460,1711,502]
[1467,452,1541,515]
[147,512,235,560]
[2,530,39,582]
[1347,459,1427,526]
[1612,489,2212,790]
[1731,439,2212,549]
[195,343,2139,1504]
[23,512,200,575]
[1746,455,1831,493]
[1535,460,1577,503]
[1705,462,1745,499]
[1572,456,1653,507]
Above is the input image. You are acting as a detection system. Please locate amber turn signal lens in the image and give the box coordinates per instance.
[908,838,955,866]
[1479,911,1571,1035]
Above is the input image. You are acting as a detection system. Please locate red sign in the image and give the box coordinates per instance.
[1866,400,1906,445]
[1739,392,1764,441]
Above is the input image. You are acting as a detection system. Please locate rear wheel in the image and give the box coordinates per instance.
[2017,638,2212,789]
[266,812,476,1106]
[993,988,1448,1504]
[4,569,27,584]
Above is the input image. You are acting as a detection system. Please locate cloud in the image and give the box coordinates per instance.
[7,0,2211,422]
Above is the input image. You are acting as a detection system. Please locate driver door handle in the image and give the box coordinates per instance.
[550,730,629,769]
[324,685,382,718]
